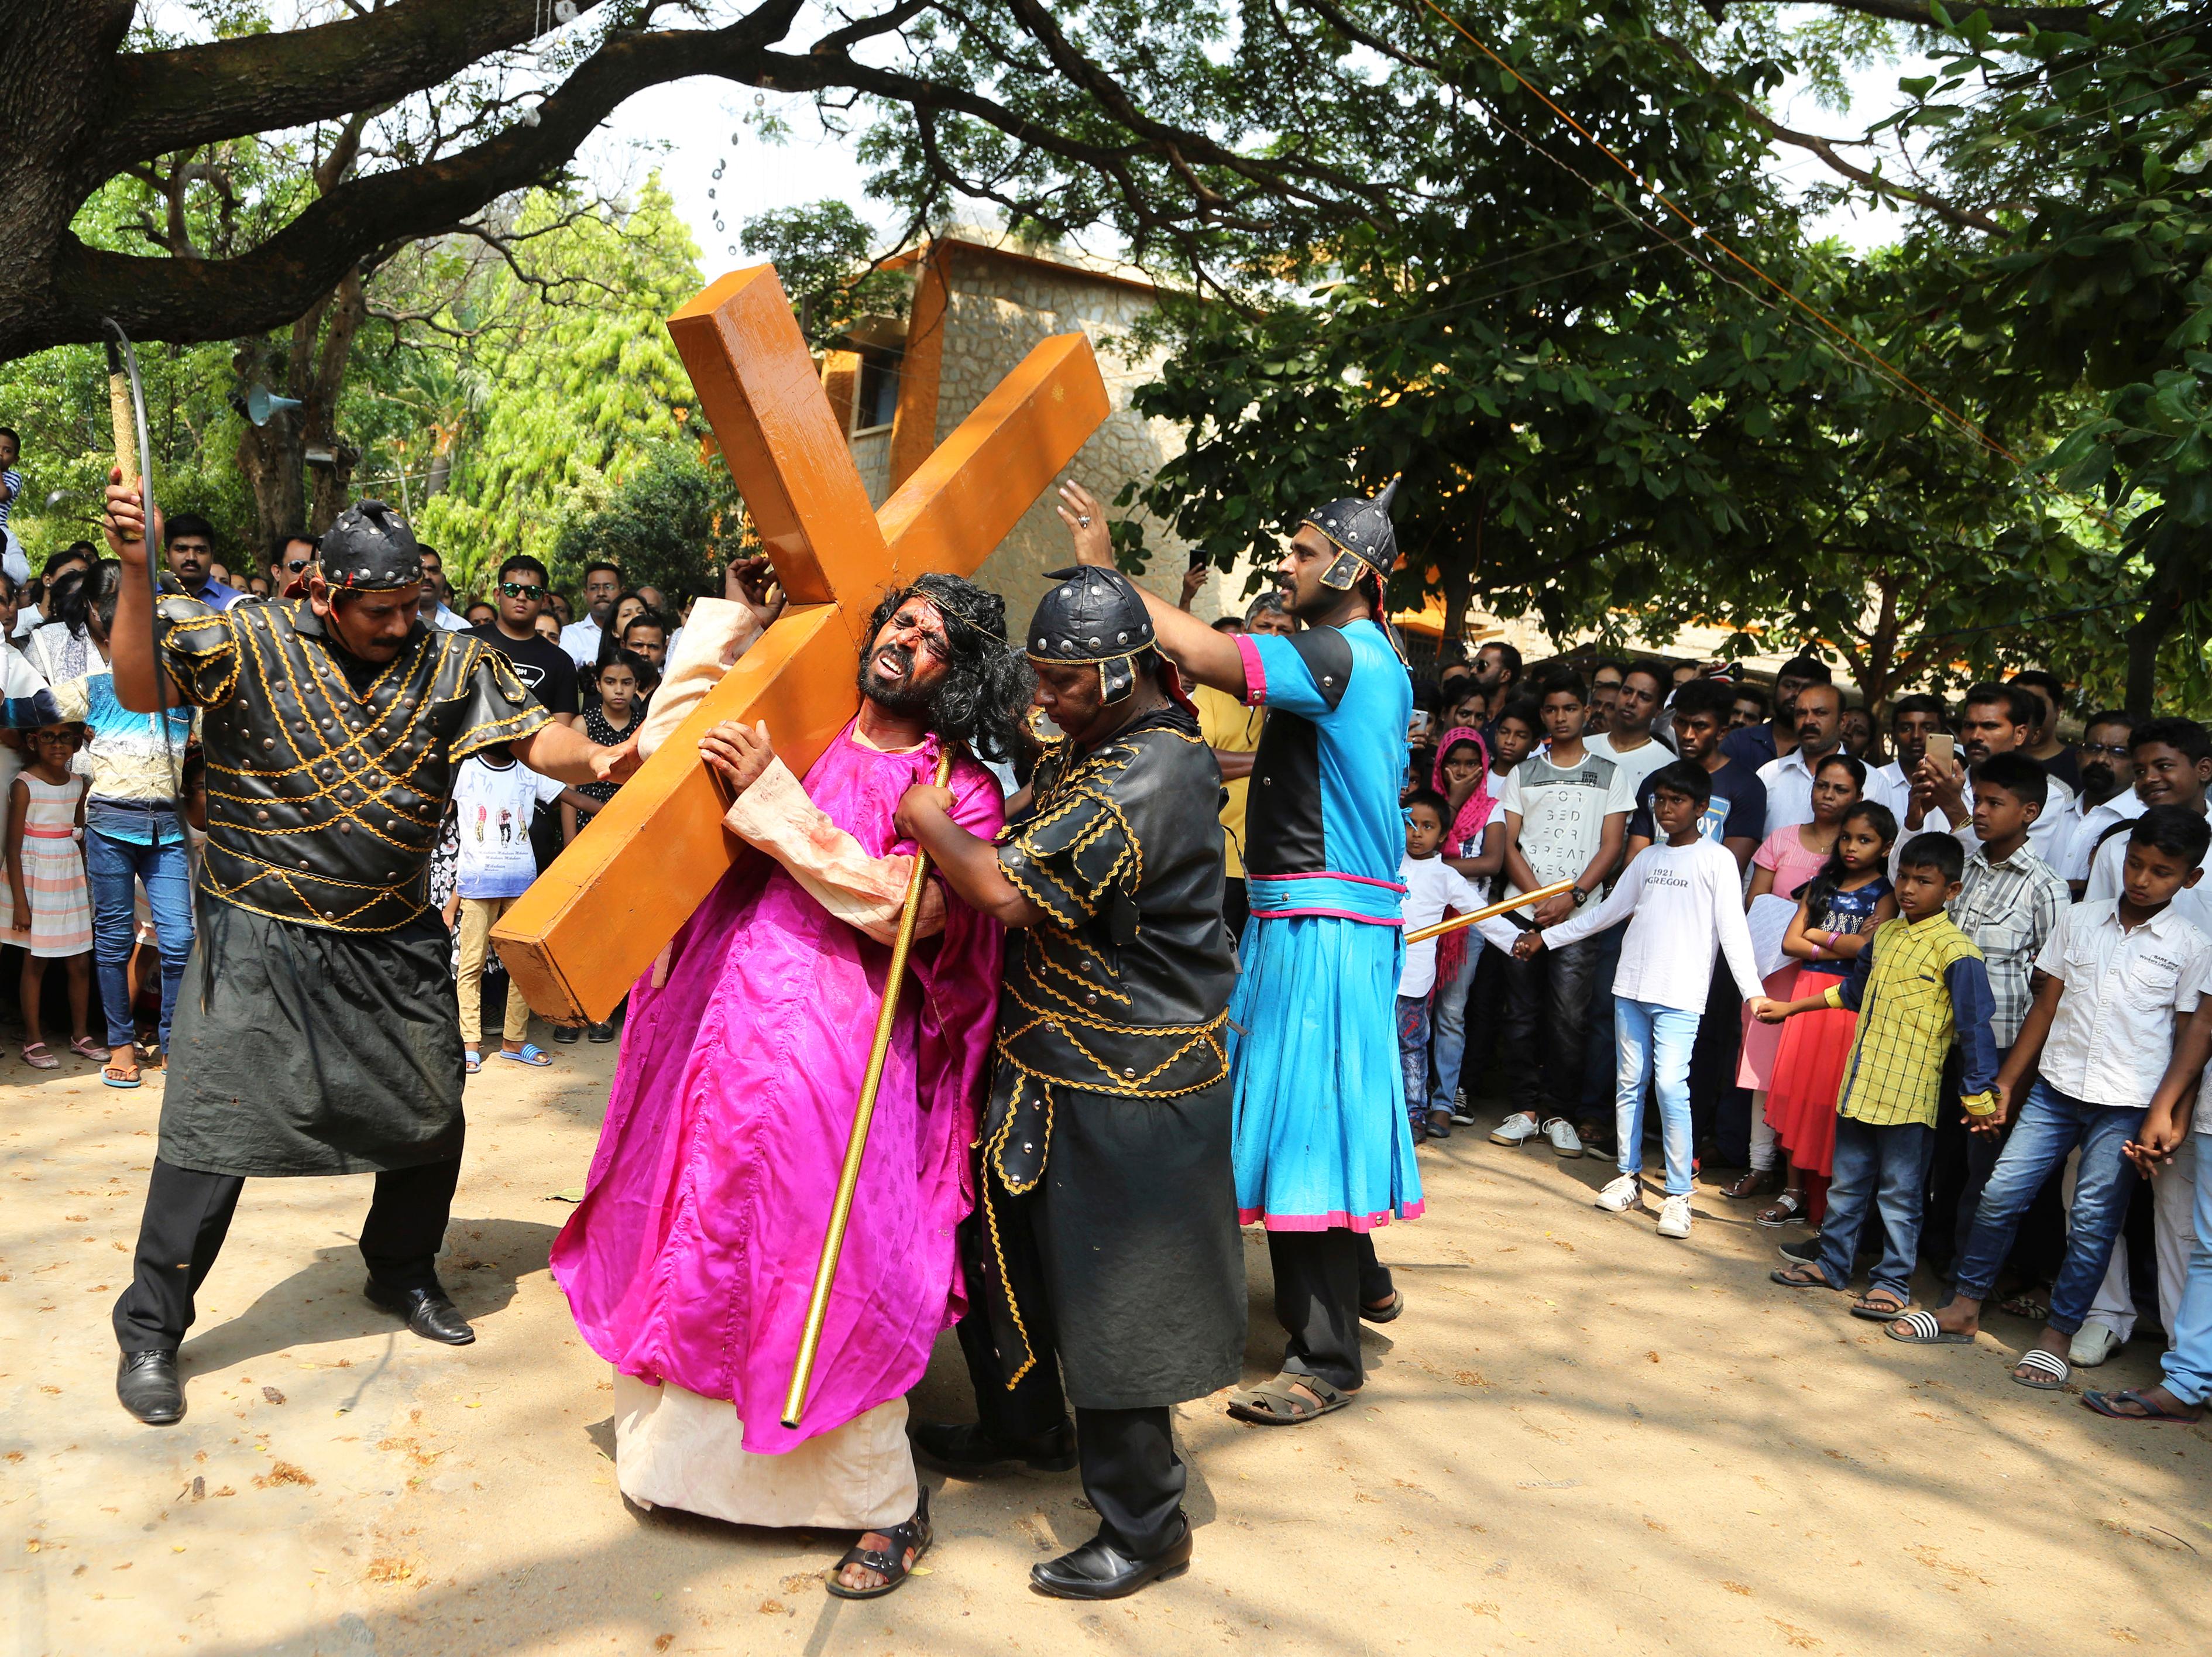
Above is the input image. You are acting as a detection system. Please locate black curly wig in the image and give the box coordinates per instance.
[859,574,1036,766]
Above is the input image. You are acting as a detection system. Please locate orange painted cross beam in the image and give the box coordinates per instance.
[490,265,1110,1021]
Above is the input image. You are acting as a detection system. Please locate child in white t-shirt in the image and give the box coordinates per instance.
[1397,790,1486,1143]
[1511,760,1766,1239]
[445,748,565,1071]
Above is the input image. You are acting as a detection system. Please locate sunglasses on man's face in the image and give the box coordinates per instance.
[500,581,547,600]
[283,558,311,574]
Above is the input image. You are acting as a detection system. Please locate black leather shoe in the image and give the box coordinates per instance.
[551,1023,582,1044]
[364,1278,476,1345]
[910,1417,1077,1476]
[586,1021,617,1043]
[117,1349,184,1425]
[1031,1521,1192,1600]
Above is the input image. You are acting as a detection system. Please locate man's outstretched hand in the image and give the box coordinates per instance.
[699,719,776,797]
[102,466,157,570]
[1056,481,1113,568]
[592,735,641,785]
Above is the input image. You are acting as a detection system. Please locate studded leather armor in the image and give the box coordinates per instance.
[157,595,550,931]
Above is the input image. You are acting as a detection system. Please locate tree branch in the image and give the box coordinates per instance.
[1712,0,2110,33]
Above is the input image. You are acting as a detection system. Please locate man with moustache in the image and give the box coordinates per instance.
[1722,654,1832,770]
[1754,681,1847,832]
[2051,710,2144,899]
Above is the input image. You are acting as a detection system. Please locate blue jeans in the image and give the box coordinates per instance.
[1614,997,1699,1196]
[1426,934,1482,1116]
[85,825,194,1051]
[2159,1139,2212,1406]
[1395,994,1431,1130]
[1816,1116,1934,1301]
[1956,1078,2143,1335]
[1578,918,1627,1118]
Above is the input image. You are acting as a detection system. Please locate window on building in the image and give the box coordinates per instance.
[855,349,903,432]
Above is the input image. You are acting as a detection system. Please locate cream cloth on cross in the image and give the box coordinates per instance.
[634,598,764,759]
[612,1371,917,1529]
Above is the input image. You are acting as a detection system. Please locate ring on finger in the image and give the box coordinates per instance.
[1078,516,1092,527]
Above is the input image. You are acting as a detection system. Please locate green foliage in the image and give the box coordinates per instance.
[549,441,744,602]
[413,181,707,597]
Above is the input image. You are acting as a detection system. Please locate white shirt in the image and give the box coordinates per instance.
[1754,745,1841,834]
[558,616,604,667]
[1586,731,1673,797]
[2052,787,2146,884]
[1524,836,1766,1013]
[1396,854,1487,998]
[1867,760,1912,821]
[2034,900,2210,1108]
[452,756,564,900]
[431,603,470,633]
[2084,800,2212,937]
[10,601,40,640]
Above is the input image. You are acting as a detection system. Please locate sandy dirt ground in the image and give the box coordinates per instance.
[4,1037,2208,1657]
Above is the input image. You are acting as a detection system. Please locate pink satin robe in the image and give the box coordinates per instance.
[550,724,1004,1454]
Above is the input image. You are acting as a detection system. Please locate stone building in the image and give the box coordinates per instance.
[817,232,1260,623]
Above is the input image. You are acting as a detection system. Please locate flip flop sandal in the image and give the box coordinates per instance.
[497,1043,553,1066]
[2081,1388,2206,1424]
[1768,1265,1837,1291]
[1227,1372,1353,1426]
[68,1037,102,1059]
[21,1042,58,1071]
[1722,1167,1779,1200]
[1850,1292,1911,1323]
[1886,1310,1974,1346]
[1995,1292,2050,1322]
[2010,1348,2071,1391]
[101,1065,142,1089]
[1359,1289,1406,1325]
[825,1489,931,1600]
[464,1049,482,1075]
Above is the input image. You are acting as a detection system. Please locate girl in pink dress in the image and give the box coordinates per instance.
[1730,753,1865,1222]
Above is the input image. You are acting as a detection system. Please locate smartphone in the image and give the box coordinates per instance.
[1188,544,1211,571]
[1924,732,1955,771]
[1409,710,1433,744]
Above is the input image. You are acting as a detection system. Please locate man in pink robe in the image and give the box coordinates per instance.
[551,574,1029,1598]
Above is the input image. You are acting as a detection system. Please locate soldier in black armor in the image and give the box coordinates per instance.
[894,563,1244,1601]
[98,479,633,1426]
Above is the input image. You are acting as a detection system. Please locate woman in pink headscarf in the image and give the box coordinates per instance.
[1420,725,1510,1137]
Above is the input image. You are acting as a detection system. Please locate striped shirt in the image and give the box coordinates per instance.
[1950,844,2068,1048]
[1823,912,1999,1127]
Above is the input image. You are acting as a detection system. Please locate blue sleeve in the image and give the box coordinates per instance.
[1239,629,1353,722]
[1829,932,1877,1013]
[1945,956,2000,1095]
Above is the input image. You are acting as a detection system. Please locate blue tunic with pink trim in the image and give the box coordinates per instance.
[1226,619,1423,1231]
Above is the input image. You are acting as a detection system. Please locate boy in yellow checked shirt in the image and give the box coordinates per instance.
[1756,833,2000,1320]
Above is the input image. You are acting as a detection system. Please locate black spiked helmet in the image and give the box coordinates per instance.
[317,499,424,593]
[1025,565,1193,713]
[1304,475,1402,597]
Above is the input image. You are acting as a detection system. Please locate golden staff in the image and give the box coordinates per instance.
[781,748,954,1429]
[1404,876,1580,944]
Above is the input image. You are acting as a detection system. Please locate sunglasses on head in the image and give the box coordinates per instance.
[500,581,547,599]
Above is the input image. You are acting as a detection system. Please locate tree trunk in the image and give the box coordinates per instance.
[229,267,367,548]
[2123,544,2193,718]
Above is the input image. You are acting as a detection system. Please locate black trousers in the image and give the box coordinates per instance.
[953,1216,1189,1559]
[1266,1227,1393,1394]
[1689,964,1751,1165]
[112,1155,462,1354]
[1222,877,1250,949]
[1497,933,1602,1114]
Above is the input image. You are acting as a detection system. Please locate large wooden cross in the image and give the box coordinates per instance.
[491,265,1110,1021]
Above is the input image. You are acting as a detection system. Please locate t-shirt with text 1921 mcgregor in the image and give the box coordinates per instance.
[1496,749,1636,898]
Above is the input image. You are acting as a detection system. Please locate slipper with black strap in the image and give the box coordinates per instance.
[2081,1388,2206,1424]
[2010,1347,2070,1391]
[1885,1310,1974,1346]
[1849,1290,1911,1323]
[1768,1265,1836,1291]
[1359,1289,1404,1325]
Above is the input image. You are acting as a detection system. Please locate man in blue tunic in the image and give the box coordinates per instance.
[1055,477,1417,1428]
